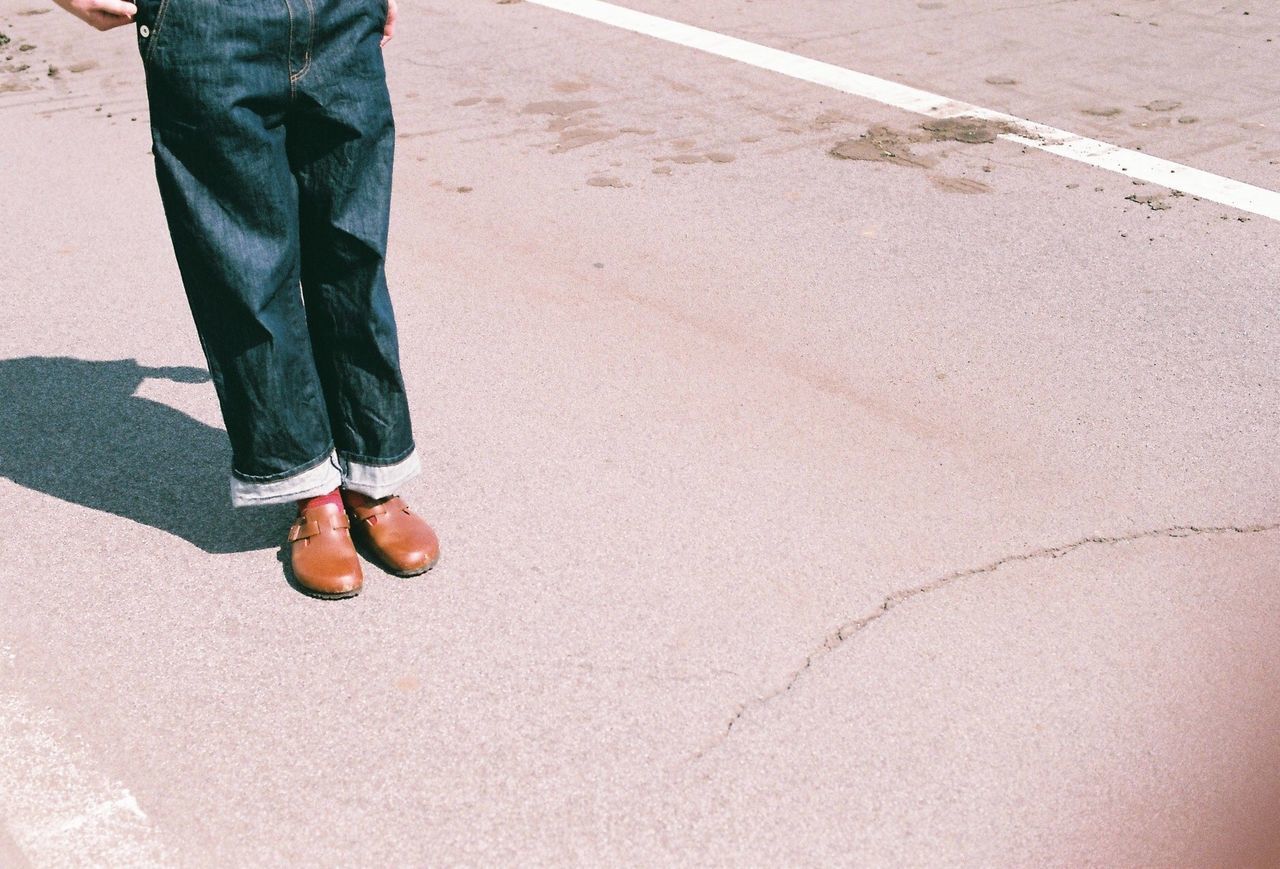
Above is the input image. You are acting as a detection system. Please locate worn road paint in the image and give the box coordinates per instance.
[0,646,170,868]
[523,0,1280,221]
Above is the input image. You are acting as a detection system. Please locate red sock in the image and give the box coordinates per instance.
[341,489,386,510]
[298,488,343,514]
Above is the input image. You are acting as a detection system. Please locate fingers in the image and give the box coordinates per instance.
[90,14,134,30]
[83,0,136,30]
[92,15,134,30]
[98,0,139,17]
[380,0,397,46]
[88,0,137,21]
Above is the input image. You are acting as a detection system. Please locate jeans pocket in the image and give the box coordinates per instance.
[137,0,175,66]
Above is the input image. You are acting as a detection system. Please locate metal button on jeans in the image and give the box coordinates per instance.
[139,25,150,37]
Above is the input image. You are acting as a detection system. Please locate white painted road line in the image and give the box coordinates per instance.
[0,646,170,868]
[524,0,1280,222]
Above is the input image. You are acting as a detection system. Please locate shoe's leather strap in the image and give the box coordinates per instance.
[289,511,350,542]
[349,496,409,523]
[288,519,320,542]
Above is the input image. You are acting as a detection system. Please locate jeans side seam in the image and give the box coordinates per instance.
[142,0,173,65]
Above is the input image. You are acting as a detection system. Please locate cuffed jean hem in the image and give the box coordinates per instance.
[340,448,421,500]
[229,450,342,508]
[229,447,420,507]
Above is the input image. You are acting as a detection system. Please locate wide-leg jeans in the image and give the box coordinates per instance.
[136,0,419,506]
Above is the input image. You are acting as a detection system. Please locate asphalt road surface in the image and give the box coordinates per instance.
[2,0,1279,864]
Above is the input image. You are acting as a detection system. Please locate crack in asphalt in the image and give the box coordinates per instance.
[693,520,1280,759]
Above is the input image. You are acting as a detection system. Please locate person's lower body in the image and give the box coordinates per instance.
[136,0,437,596]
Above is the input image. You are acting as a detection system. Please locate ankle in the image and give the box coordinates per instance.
[341,489,389,510]
[297,488,343,514]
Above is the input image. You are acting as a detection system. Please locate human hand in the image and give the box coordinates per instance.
[51,0,138,31]
[381,0,397,47]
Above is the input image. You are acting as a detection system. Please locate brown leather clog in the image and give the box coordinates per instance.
[287,502,364,599]
[345,495,439,577]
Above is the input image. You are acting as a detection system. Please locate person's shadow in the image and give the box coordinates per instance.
[0,356,287,553]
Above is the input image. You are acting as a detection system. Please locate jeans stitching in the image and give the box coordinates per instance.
[292,0,316,84]
[282,0,296,98]
[305,0,317,80]
[142,0,173,65]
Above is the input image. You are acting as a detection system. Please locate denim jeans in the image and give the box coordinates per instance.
[135,0,419,507]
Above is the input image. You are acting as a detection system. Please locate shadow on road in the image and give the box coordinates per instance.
[0,356,284,553]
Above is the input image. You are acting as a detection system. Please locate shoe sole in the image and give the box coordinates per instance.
[377,553,439,578]
[297,586,362,601]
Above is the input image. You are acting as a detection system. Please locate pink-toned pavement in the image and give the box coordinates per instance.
[2,0,1279,864]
